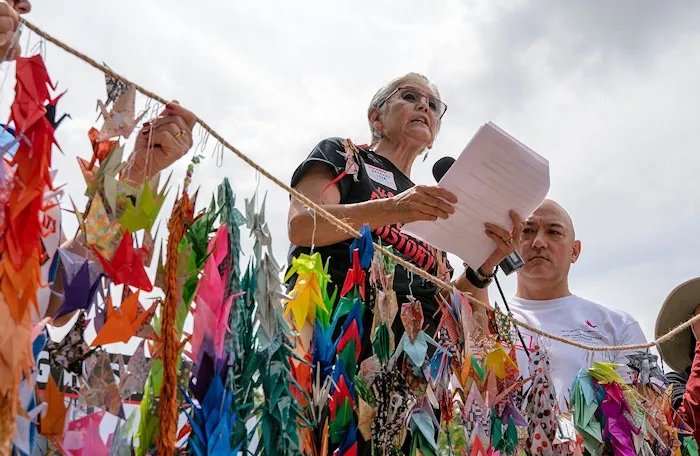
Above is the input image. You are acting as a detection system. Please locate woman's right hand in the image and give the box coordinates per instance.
[123,102,197,185]
[388,185,457,223]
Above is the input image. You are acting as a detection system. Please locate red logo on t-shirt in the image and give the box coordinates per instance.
[585,320,598,328]
[369,186,438,271]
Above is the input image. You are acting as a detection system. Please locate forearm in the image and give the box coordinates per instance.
[288,198,399,247]
[452,257,500,306]
[677,342,700,437]
[452,272,490,307]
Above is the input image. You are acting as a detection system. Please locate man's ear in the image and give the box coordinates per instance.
[571,240,582,264]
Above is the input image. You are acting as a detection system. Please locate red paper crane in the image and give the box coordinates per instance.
[329,374,355,421]
[337,319,362,361]
[94,231,153,292]
[340,249,365,299]
[10,56,55,133]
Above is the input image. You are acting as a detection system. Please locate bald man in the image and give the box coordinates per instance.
[508,200,647,410]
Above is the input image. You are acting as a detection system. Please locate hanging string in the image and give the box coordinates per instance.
[19,18,699,353]
[0,23,24,101]
[493,271,530,360]
[212,141,224,168]
[309,205,317,254]
[30,36,45,61]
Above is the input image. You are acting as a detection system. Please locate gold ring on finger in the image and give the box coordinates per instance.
[174,130,185,139]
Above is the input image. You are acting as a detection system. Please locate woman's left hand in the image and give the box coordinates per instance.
[480,209,522,273]
[123,101,197,184]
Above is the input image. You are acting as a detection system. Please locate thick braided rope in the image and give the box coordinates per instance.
[156,193,190,455]
[20,18,694,353]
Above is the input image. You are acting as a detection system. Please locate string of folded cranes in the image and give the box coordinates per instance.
[0,18,695,456]
[19,18,700,354]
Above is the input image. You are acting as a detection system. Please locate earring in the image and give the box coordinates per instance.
[422,150,430,162]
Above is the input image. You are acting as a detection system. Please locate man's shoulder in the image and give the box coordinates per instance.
[569,295,640,325]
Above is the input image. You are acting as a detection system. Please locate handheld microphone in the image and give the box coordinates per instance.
[431,156,525,275]
[432,156,455,182]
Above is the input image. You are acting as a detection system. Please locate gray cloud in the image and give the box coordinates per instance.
[456,0,700,113]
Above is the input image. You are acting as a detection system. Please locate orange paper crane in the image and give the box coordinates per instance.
[88,127,118,167]
[0,291,32,386]
[91,292,153,347]
[39,376,68,437]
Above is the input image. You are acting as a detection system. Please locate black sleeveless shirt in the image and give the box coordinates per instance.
[286,137,452,336]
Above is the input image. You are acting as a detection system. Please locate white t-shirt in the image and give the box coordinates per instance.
[508,294,647,411]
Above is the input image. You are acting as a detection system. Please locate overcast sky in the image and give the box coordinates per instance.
[6,0,700,362]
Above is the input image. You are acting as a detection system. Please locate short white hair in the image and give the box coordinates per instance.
[367,72,443,145]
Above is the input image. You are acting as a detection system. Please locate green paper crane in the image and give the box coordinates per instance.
[229,261,263,453]
[247,188,304,455]
[78,142,143,215]
[119,174,170,233]
[218,178,246,358]
[214,180,260,452]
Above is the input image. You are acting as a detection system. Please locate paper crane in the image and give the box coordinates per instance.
[189,226,246,361]
[119,178,169,233]
[10,55,56,132]
[88,127,118,164]
[82,194,123,259]
[44,312,94,376]
[53,249,103,319]
[38,375,68,437]
[91,292,153,346]
[183,357,241,456]
[62,411,109,456]
[118,341,152,398]
[97,64,129,119]
[94,231,153,292]
[283,252,328,331]
[79,350,125,419]
[96,84,145,141]
[340,249,366,300]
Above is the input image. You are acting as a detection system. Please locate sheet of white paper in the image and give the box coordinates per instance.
[402,121,550,268]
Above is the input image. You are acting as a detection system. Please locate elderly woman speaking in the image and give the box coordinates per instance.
[286,73,520,449]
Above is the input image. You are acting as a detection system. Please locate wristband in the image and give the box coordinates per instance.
[465,266,493,289]
[473,266,495,281]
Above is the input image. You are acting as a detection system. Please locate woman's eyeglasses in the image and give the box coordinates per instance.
[382,86,447,119]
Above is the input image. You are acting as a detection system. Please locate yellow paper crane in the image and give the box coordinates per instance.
[485,344,518,379]
[588,361,625,385]
[284,273,326,331]
[283,252,330,331]
[79,194,122,259]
